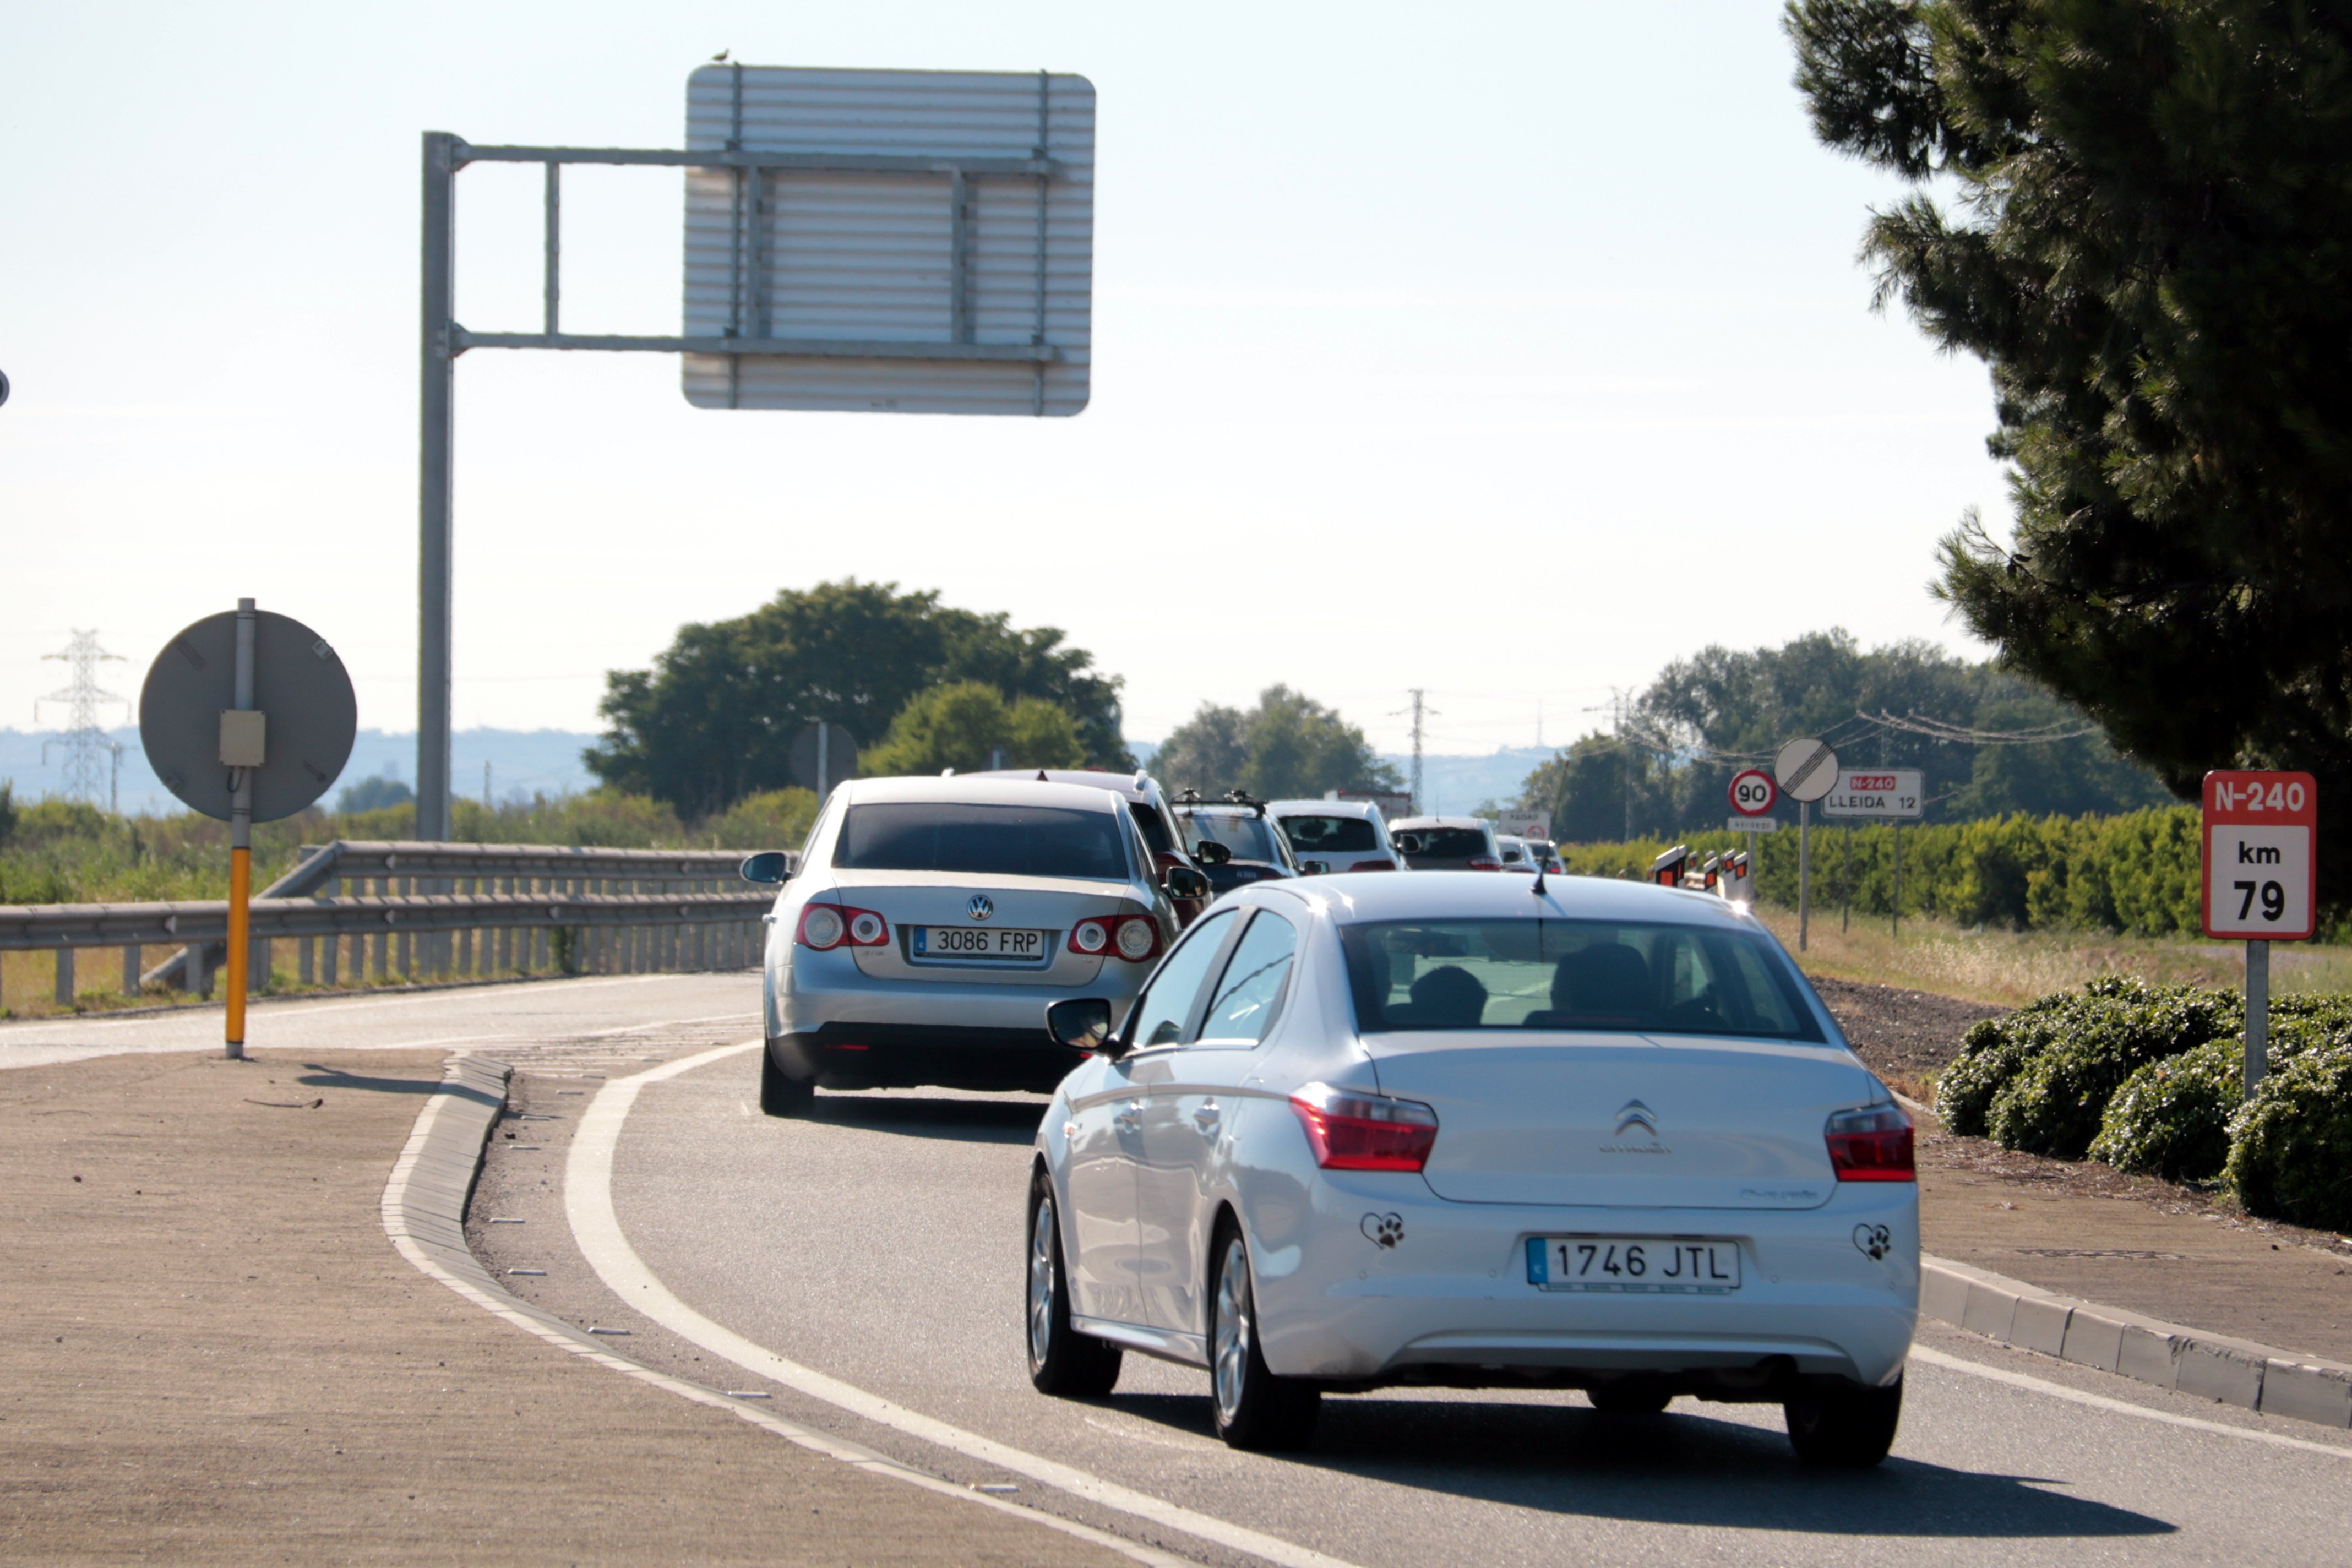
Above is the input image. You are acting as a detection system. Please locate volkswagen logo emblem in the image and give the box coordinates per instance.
[1614,1099,1658,1138]
[967,895,994,922]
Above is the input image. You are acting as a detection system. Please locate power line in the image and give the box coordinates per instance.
[1858,709,2103,745]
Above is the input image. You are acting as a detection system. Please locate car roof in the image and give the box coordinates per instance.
[839,775,1126,813]
[962,767,1159,803]
[1389,815,1490,831]
[1308,869,1757,929]
[1267,798,1382,819]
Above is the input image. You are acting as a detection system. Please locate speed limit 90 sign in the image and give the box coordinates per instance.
[1729,769,1777,816]
[2202,771,2317,940]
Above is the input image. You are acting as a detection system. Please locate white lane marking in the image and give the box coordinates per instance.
[383,1057,1189,1568]
[1908,1344,2352,1460]
[570,1041,1365,1568]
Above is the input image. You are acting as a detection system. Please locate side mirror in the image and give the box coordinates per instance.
[1194,841,1233,865]
[1393,833,1422,856]
[739,851,791,885]
[1047,997,1119,1054]
[1164,865,1212,901]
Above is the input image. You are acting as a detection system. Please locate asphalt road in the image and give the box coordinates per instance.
[579,1047,2352,1568]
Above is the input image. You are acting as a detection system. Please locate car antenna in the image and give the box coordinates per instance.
[1531,862,1548,897]
[1036,769,1050,782]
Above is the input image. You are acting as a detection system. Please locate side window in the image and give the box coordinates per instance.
[1124,909,1237,1049]
[1195,911,1299,1048]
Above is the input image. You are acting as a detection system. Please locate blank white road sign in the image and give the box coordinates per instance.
[682,65,1094,416]
[1822,769,1924,819]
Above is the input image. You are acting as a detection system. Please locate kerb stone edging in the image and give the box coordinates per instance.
[1921,1254,2352,1430]
[378,1054,1189,1568]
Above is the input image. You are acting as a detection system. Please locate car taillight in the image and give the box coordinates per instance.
[1825,1103,1914,1182]
[1069,918,1110,955]
[1349,858,1396,872]
[1114,915,1160,961]
[1289,1082,1439,1172]
[798,904,887,950]
[1467,857,1502,872]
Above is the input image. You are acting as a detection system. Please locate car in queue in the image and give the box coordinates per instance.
[1021,870,1918,1464]
[1389,815,1502,871]
[1171,791,1301,895]
[968,767,1212,927]
[739,776,1210,1115]
[1267,797,1406,875]
[1496,835,1538,872]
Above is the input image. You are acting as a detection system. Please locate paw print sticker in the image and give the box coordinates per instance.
[1852,1223,1892,1262]
[1361,1212,1404,1249]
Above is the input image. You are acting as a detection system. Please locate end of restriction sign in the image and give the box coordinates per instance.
[2202,770,2317,940]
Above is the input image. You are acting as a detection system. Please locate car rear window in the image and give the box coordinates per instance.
[1182,812,1288,865]
[1128,801,1177,856]
[1278,814,1379,853]
[1339,919,1823,1040]
[836,802,1130,881]
[1403,827,1490,859]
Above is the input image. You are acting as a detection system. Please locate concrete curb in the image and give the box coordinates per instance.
[1921,1253,2352,1430]
[379,1054,1191,1568]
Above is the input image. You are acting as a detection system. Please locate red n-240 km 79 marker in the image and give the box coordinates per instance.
[2202,770,2317,941]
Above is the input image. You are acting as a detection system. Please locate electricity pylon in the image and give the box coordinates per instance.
[38,630,129,810]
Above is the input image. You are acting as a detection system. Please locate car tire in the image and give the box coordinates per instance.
[1026,1172,1121,1397]
[759,1044,815,1117]
[1207,1218,1319,1450]
[1587,1383,1672,1416]
[1783,1375,1903,1468]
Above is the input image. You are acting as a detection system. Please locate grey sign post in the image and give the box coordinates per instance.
[1773,738,1840,952]
[790,722,860,801]
[140,602,356,1057]
[415,64,1096,841]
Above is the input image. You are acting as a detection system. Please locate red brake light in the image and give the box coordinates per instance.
[1467,857,1502,872]
[1349,858,1396,872]
[1825,1103,1914,1182]
[1114,915,1161,962]
[798,904,886,950]
[1289,1083,1439,1172]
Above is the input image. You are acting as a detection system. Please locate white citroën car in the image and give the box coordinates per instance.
[1022,870,1919,1463]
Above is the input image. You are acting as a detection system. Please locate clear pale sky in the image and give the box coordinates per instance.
[0,2,2005,758]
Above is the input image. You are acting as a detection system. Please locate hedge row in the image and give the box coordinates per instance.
[1559,804,2206,935]
[1934,976,2352,1230]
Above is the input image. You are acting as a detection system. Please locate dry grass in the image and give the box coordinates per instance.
[1752,905,2352,1007]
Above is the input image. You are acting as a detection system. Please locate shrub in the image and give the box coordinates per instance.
[1933,976,2147,1135]
[2090,1040,2245,1182]
[2226,1044,2352,1232]
[701,788,818,850]
[1984,986,2240,1158]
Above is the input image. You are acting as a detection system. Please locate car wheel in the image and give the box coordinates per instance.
[1026,1173,1121,1397]
[1784,1375,1903,1468]
[1587,1382,1672,1416]
[1207,1219,1319,1450]
[759,1043,814,1117]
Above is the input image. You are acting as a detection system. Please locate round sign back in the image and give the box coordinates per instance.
[1773,737,1841,804]
[139,609,357,823]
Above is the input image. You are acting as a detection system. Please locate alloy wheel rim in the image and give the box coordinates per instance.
[1212,1237,1250,1422]
[1028,1194,1056,1367]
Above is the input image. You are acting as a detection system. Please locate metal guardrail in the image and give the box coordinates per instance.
[0,839,789,1007]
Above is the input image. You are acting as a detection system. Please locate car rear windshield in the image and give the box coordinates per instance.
[1278,814,1380,854]
[835,802,1131,881]
[1128,802,1177,856]
[1183,812,1288,865]
[1403,827,1490,859]
[1340,918,1823,1040]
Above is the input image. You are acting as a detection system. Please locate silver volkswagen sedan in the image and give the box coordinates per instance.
[1022,870,1919,1462]
[744,776,1205,1115]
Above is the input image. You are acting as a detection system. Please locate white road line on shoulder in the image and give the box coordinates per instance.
[569,1041,1366,1568]
[384,1057,1190,1568]
[1908,1344,2352,1460]
[11,970,718,1035]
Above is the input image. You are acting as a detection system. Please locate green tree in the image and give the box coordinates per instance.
[586,580,1129,818]
[858,683,1086,778]
[1787,1,2352,891]
[1152,686,1401,799]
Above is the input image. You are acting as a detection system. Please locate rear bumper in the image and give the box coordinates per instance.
[1246,1175,1919,1393]
[770,1024,1084,1093]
